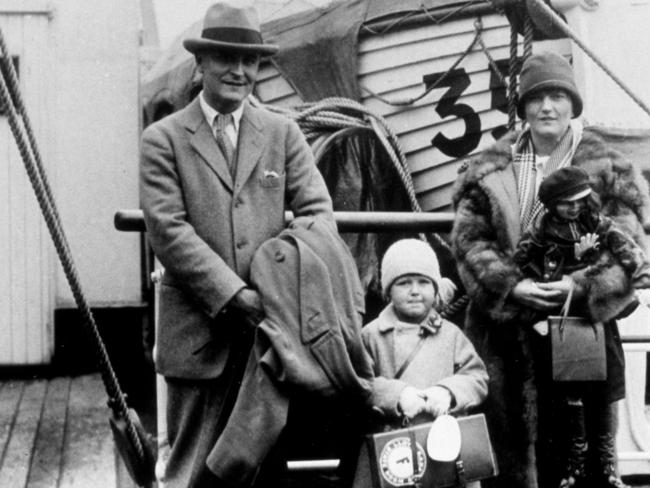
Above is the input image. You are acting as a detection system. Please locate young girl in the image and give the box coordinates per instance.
[352,239,488,488]
[514,166,650,488]
[363,238,488,428]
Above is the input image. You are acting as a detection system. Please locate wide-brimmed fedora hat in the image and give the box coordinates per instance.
[183,2,279,56]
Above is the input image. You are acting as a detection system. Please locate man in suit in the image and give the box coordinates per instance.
[139,2,333,486]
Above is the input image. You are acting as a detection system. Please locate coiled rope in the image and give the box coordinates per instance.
[249,95,453,250]
[248,95,472,318]
[0,26,149,476]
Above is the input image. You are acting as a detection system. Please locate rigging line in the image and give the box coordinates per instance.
[362,9,419,36]
[362,9,418,36]
[508,19,518,131]
[523,11,533,59]
[476,21,507,88]
[360,25,481,107]
[0,28,69,250]
[419,0,482,26]
[528,0,650,119]
[362,0,481,36]
[0,39,145,464]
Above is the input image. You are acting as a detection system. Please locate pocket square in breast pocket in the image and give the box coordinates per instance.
[260,169,284,188]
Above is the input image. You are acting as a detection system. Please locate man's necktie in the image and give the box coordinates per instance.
[214,114,235,172]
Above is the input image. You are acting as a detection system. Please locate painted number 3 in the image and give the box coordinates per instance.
[423,68,480,158]
[423,58,521,159]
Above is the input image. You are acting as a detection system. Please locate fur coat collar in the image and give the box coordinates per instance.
[454,126,650,251]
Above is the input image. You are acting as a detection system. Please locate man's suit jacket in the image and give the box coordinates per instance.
[140,97,333,379]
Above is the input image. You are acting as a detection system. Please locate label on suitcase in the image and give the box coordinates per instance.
[366,414,498,488]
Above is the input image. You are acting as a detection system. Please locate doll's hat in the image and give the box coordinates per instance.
[539,166,592,207]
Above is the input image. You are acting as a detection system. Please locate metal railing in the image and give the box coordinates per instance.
[114,209,456,233]
[114,208,650,470]
[114,207,650,348]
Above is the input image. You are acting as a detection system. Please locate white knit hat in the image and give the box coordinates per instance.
[381,239,442,296]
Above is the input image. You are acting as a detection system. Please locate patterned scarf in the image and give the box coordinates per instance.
[514,119,584,231]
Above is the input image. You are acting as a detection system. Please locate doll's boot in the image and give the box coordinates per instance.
[597,464,629,488]
[558,400,587,488]
[594,431,629,488]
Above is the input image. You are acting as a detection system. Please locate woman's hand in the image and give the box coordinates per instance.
[511,278,564,311]
[537,274,574,301]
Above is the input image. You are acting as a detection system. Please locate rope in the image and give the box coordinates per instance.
[440,294,470,320]
[257,96,467,309]
[249,95,452,255]
[508,20,519,131]
[361,16,516,113]
[360,23,482,107]
[476,19,506,87]
[362,0,481,36]
[0,29,146,464]
[527,0,650,119]
[0,30,69,251]
[258,6,525,325]
[523,11,534,60]
[418,0,482,28]
[361,9,418,37]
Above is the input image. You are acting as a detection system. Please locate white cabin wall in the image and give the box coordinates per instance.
[52,0,142,308]
[566,0,650,128]
[0,2,55,364]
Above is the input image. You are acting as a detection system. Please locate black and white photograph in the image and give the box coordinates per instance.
[2,1,650,487]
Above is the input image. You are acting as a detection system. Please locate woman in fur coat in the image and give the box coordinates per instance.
[451,51,650,488]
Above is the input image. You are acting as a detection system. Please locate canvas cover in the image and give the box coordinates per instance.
[142,0,478,113]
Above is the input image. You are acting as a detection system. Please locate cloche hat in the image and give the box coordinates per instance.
[517,51,583,119]
[183,1,279,56]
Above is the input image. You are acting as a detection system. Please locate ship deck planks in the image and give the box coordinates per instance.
[0,375,141,488]
[2,373,650,487]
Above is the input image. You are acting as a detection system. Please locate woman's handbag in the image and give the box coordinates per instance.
[548,284,606,382]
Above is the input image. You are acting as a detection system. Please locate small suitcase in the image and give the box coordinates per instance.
[366,414,498,488]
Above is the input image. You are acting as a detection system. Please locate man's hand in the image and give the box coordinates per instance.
[574,233,600,261]
[424,386,453,418]
[511,278,564,311]
[231,288,264,330]
[398,386,427,419]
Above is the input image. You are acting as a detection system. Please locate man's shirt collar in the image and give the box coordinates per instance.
[198,91,244,133]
